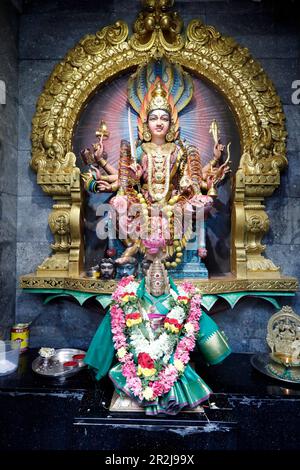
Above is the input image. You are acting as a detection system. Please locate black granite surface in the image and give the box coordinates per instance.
[1,350,300,453]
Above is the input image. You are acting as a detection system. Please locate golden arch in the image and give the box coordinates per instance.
[21,4,298,294]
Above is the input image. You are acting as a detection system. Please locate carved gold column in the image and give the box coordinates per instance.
[239,128,287,279]
[231,168,247,278]
[69,168,84,277]
[35,152,83,278]
[244,200,278,278]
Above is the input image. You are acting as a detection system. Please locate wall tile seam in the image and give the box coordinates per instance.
[17,146,33,152]
[259,58,300,63]
[0,190,18,197]
[0,51,18,60]
[16,195,52,201]
[266,195,300,201]
[19,11,118,16]
[17,193,49,199]
[18,58,63,62]
[265,243,300,247]
[0,141,18,150]
[248,57,300,60]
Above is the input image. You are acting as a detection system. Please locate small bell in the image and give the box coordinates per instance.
[207,182,218,197]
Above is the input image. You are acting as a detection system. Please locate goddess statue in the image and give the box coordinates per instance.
[83,62,231,413]
[81,60,230,271]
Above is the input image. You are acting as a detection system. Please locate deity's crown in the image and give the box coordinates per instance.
[146,81,171,115]
[128,59,194,141]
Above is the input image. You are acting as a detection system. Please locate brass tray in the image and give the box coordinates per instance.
[32,348,86,379]
[251,353,300,384]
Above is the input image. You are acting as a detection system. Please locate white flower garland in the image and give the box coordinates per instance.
[110,276,202,401]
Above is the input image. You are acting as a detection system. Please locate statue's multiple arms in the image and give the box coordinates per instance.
[180,141,229,195]
[202,143,230,186]
[81,141,120,192]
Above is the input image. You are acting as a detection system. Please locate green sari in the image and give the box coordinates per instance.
[84,279,231,415]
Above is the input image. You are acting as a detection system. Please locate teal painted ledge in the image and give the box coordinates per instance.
[23,288,295,311]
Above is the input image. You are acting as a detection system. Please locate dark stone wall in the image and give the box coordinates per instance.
[0,0,19,338]
[15,0,300,351]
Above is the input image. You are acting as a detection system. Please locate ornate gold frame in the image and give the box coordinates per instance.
[20,1,298,293]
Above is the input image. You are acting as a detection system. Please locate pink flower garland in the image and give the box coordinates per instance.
[110,278,202,402]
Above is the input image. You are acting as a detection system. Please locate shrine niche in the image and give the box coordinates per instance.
[20,0,298,295]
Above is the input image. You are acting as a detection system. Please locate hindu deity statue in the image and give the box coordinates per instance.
[81,60,229,272]
[84,245,231,415]
[82,62,231,412]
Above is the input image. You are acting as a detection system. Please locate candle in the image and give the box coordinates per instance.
[273,352,293,366]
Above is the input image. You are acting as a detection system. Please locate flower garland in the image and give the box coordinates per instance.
[110,276,202,402]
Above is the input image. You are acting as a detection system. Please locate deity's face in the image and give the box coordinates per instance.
[147,110,170,140]
[99,260,116,279]
[117,262,138,278]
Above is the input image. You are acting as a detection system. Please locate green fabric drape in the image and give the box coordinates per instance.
[84,280,231,415]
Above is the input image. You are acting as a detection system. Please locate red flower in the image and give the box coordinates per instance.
[177,295,190,303]
[106,248,116,257]
[125,312,141,320]
[138,352,155,369]
[121,292,136,298]
[164,318,182,329]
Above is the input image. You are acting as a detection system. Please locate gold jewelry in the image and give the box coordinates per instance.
[98,157,108,168]
[147,146,171,202]
[166,123,175,142]
[111,182,119,192]
[210,157,219,166]
[143,122,152,142]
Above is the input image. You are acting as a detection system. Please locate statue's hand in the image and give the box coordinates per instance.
[97,179,112,192]
[93,141,104,163]
[206,174,214,189]
[81,147,95,165]
[129,163,143,180]
[213,142,225,160]
[206,162,230,186]
[215,162,231,182]
[90,165,102,180]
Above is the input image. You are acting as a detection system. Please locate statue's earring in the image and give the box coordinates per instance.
[166,123,175,142]
[143,122,152,142]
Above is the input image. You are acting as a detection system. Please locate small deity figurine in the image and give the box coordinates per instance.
[99,258,116,280]
[116,256,138,278]
[81,60,230,271]
[267,306,300,365]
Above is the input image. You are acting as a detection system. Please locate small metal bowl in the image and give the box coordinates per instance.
[32,348,86,379]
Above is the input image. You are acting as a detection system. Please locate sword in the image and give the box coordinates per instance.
[127,106,137,171]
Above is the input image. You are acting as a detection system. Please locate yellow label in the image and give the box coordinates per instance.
[11,330,29,350]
